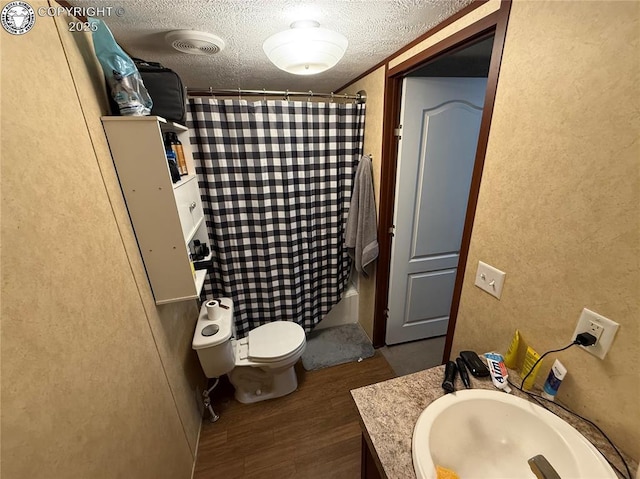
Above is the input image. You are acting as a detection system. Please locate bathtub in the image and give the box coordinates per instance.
[315,275,359,330]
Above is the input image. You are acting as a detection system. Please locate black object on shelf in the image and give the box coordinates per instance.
[133,57,187,125]
[442,361,458,393]
[193,261,209,271]
[191,240,210,261]
[166,150,181,183]
[191,240,210,271]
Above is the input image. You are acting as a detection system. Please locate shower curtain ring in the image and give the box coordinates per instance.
[307,90,313,102]
[238,88,242,101]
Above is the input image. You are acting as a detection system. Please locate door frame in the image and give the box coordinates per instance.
[373,1,512,361]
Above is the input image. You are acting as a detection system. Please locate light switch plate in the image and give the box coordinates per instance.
[571,308,619,359]
[474,261,506,299]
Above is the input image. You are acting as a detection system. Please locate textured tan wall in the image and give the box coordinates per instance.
[52,12,205,455]
[339,66,385,340]
[451,0,640,459]
[0,4,195,478]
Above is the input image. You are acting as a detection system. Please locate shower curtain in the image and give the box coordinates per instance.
[188,98,365,338]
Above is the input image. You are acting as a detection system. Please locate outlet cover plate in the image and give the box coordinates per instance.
[571,308,619,359]
[474,261,506,299]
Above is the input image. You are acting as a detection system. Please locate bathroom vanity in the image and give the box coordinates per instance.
[351,364,637,479]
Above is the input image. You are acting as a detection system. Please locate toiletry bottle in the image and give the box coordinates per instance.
[520,346,543,390]
[169,132,188,175]
[165,148,181,183]
[504,329,520,369]
[541,359,567,401]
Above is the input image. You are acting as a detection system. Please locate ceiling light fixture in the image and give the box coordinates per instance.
[263,20,348,75]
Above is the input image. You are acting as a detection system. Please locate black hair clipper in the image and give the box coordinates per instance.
[442,361,458,393]
[456,357,471,389]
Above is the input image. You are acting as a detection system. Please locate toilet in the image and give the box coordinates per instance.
[192,298,306,404]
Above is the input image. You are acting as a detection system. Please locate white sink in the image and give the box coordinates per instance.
[412,389,616,479]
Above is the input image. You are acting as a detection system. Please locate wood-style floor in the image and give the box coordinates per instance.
[193,352,395,479]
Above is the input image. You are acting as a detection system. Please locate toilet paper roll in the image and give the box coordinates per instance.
[205,299,221,321]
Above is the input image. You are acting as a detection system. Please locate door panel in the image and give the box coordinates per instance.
[386,77,486,345]
[408,253,459,273]
[412,103,483,258]
[406,269,457,328]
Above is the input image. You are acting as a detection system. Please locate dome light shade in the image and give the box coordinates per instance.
[263,21,348,75]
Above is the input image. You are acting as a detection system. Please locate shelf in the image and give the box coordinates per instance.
[160,120,188,132]
[102,115,166,124]
[102,114,187,128]
[173,174,196,190]
[195,269,207,296]
[186,216,204,245]
[102,115,204,305]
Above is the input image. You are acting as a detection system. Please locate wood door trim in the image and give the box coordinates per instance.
[373,63,401,348]
[441,1,512,362]
[335,0,488,93]
[373,1,512,350]
[387,11,501,78]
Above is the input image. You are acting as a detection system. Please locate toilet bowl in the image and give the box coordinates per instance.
[192,298,306,404]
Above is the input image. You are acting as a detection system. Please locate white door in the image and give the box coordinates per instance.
[386,77,487,345]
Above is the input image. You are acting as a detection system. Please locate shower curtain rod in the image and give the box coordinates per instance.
[187,87,366,104]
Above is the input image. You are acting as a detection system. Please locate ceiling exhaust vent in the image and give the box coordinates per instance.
[166,30,225,55]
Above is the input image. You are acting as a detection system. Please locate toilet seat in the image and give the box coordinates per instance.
[234,321,306,364]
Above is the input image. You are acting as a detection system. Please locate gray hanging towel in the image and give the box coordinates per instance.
[345,155,379,277]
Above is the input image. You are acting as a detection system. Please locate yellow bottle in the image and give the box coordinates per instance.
[520,346,543,390]
[504,330,520,369]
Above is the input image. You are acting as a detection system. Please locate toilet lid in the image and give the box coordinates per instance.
[248,321,306,361]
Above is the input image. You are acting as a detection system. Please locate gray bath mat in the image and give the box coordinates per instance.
[302,323,375,371]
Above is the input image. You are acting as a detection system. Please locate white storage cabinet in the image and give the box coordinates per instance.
[102,116,208,304]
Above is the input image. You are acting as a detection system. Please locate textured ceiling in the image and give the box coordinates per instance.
[74,0,474,93]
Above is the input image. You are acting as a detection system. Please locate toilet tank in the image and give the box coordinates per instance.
[192,298,236,378]
[196,341,235,378]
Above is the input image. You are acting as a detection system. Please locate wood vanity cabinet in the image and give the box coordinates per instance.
[361,434,384,479]
[102,116,208,304]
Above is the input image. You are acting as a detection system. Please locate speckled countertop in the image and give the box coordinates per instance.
[351,364,638,479]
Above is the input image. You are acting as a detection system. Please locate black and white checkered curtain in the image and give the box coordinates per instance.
[188,99,365,338]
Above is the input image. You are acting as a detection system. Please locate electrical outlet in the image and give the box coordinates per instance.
[474,261,506,299]
[587,320,604,344]
[571,308,619,359]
